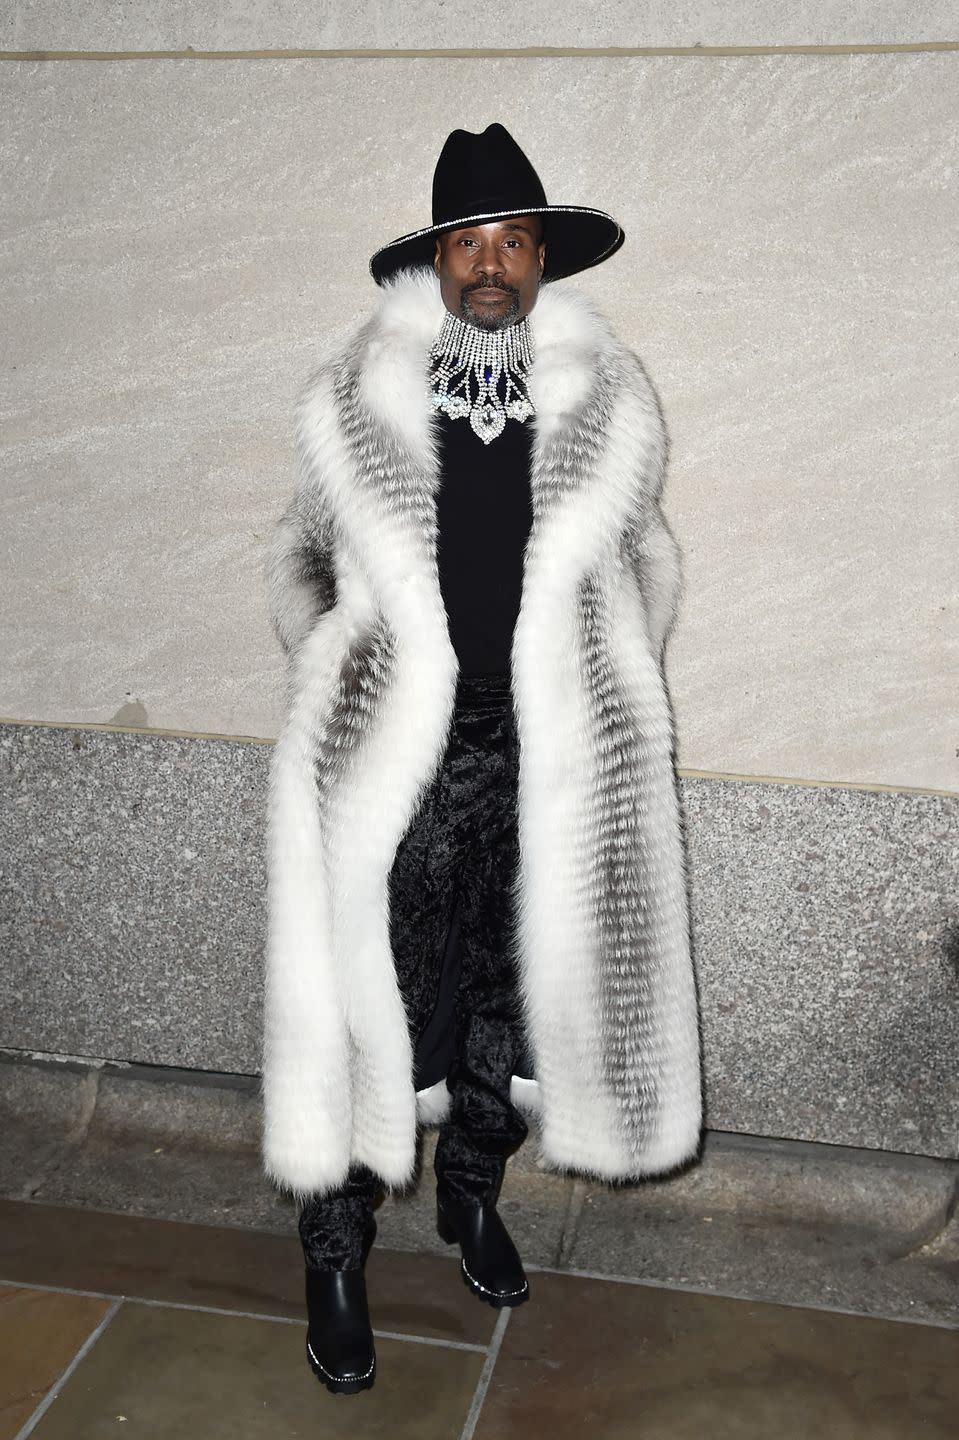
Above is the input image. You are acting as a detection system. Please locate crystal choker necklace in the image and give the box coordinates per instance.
[428,310,534,444]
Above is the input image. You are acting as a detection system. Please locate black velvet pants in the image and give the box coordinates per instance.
[298,671,532,1271]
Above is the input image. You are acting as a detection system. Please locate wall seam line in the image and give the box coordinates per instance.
[0,43,957,62]
[1,714,954,798]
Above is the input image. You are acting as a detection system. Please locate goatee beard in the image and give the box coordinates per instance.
[459,284,521,331]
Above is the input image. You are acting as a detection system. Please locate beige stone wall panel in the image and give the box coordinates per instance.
[1,2,957,51]
[0,54,955,790]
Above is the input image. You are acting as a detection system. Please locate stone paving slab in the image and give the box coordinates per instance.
[24,1301,486,1440]
[474,1272,959,1440]
[1,1199,956,1440]
[0,1285,112,1438]
[0,1198,496,1348]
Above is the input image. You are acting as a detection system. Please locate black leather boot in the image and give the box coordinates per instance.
[304,1219,377,1395]
[436,1188,530,1308]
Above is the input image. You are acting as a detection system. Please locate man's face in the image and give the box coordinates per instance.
[433,216,545,330]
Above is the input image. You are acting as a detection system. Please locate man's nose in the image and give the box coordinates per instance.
[471,244,505,276]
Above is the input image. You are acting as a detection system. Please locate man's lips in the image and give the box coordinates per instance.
[469,286,512,299]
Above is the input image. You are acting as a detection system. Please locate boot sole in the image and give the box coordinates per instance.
[438,1213,530,1308]
[306,1337,376,1395]
[460,1258,530,1308]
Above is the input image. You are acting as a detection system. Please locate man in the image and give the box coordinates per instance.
[262,123,702,1395]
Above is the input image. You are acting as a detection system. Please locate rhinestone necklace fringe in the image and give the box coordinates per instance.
[428,311,535,444]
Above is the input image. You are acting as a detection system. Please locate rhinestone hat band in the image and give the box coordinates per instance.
[428,311,534,444]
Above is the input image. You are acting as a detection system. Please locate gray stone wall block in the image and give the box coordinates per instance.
[90,1065,263,1152]
[0,1053,95,1135]
[607,1131,957,1237]
[1,725,268,1074]
[685,778,959,1154]
[2,723,956,1157]
[0,1052,100,1197]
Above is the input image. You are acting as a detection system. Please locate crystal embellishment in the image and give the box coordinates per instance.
[428,311,535,444]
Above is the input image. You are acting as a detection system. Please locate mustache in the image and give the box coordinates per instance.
[462,278,519,296]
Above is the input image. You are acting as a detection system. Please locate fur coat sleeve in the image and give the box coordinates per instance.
[265,420,339,661]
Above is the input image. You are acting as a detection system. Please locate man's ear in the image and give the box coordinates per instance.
[538,240,546,277]
[433,237,442,275]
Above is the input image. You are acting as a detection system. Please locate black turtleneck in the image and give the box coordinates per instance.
[434,384,534,679]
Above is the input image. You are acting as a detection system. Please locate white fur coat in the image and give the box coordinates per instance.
[261,267,702,1201]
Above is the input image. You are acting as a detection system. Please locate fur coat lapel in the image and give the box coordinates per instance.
[262,268,702,1201]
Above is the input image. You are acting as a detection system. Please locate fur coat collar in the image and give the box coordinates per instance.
[261,267,702,1200]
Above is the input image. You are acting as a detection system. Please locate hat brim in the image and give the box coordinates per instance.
[369,206,624,286]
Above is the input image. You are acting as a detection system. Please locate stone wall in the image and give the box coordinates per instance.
[1,6,956,1156]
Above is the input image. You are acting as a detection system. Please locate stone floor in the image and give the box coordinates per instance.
[2,1055,957,1435]
[1,1196,958,1439]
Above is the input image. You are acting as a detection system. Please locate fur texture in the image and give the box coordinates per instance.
[261,267,702,1201]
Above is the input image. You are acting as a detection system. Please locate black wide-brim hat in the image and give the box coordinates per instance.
[369,123,624,286]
